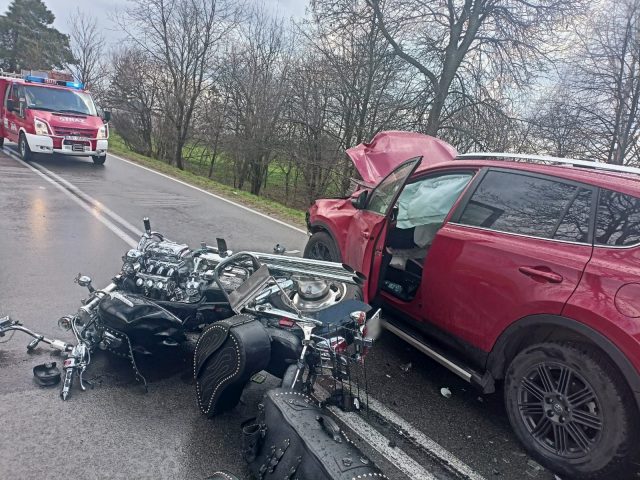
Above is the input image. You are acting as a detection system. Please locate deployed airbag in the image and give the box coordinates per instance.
[396,174,472,231]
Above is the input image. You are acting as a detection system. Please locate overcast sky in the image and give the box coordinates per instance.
[0,0,308,44]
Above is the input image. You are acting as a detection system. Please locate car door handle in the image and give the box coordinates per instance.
[361,231,370,239]
[518,266,563,283]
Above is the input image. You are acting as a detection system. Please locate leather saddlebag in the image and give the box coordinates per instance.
[195,315,271,417]
[244,388,385,480]
[264,327,302,378]
[206,472,241,480]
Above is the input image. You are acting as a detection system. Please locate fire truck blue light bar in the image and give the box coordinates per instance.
[65,81,84,89]
[24,75,46,83]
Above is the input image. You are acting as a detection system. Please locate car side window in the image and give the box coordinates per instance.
[5,84,14,108]
[595,189,640,246]
[458,170,590,241]
[13,84,25,117]
[553,188,593,243]
[366,158,420,216]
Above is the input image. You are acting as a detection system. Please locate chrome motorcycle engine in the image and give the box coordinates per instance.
[121,240,204,302]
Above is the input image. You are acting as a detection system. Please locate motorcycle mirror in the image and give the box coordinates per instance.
[75,274,95,292]
[57,315,73,331]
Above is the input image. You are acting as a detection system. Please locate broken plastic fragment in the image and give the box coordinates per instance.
[440,387,452,398]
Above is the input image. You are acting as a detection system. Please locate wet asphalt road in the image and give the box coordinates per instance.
[0,148,563,480]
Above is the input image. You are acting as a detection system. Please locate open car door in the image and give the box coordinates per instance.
[343,157,422,302]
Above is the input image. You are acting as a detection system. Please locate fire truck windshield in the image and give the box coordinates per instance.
[23,85,97,116]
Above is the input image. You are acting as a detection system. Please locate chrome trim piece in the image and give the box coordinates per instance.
[456,152,640,176]
[381,320,472,382]
[448,222,640,249]
[447,222,591,246]
[247,251,363,285]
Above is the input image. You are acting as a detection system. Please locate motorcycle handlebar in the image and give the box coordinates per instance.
[80,283,117,312]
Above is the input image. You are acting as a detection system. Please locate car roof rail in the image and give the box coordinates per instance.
[456,152,640,176]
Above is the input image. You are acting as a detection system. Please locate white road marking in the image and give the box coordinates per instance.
[29,160,144,238]
[327,405,438,480]
[363,395,487,480]
[2,148,138,248]
[107,152,308,234]
[1,145,486,480]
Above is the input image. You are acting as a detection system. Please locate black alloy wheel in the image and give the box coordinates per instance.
[303,231,341,262]
[505,342,637,479]
[516,362,602,458]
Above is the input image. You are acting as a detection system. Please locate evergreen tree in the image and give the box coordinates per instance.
[0,0,74,72]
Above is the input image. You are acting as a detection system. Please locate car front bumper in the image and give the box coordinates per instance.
[25,133,108,157]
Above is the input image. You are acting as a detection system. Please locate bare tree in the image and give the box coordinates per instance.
[364,0,583,136]
[106,48,162,157]
[569,0,640,165]
[118,0,238,169]
[297,1,414,194]
[223,8,292,195]
[67,9,104,89]
[286,54,344,203]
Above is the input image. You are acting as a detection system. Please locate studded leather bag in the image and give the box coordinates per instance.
[245,388,386,480]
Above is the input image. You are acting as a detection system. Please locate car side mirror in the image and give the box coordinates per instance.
[351,190,368,210]
[6,99,15,112]
[102,109,111,123]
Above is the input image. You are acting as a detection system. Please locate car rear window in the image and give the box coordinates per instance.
[458,170,592,242]
[596,189,640,247]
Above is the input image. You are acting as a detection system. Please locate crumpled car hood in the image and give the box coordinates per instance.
[346,131,458,185]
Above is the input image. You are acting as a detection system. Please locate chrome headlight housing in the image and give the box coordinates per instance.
[34,118,50,136]
[96,124,108,139]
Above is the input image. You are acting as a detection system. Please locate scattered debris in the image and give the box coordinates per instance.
[526,459,543,477]
[385,374,391,378]
[440,387,452,398]
[554,475,563,480]
[527,459,543,470]
[492,468,500,476]
[477,396,484,403]
[400,362,412,372]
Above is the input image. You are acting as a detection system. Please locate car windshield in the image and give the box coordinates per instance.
[23,85,97,116]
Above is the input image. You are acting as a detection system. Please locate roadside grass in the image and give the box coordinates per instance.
[108,134,307,229]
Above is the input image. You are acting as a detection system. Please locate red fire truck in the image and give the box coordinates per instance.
[0,72,110,165]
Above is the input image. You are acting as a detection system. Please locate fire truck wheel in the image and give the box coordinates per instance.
[92,155,106,165]
[18,133,32,161]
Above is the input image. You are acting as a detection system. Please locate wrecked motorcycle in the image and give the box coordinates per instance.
[0,218,373,401]
[194,251,381,416]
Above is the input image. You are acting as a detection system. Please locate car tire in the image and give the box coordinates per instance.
[18,133,32,161]
[92,155,106,165]
[504,342,637,479]
[303,231,341,262]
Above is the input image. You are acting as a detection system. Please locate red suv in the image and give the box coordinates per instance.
[304,131,640,479]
